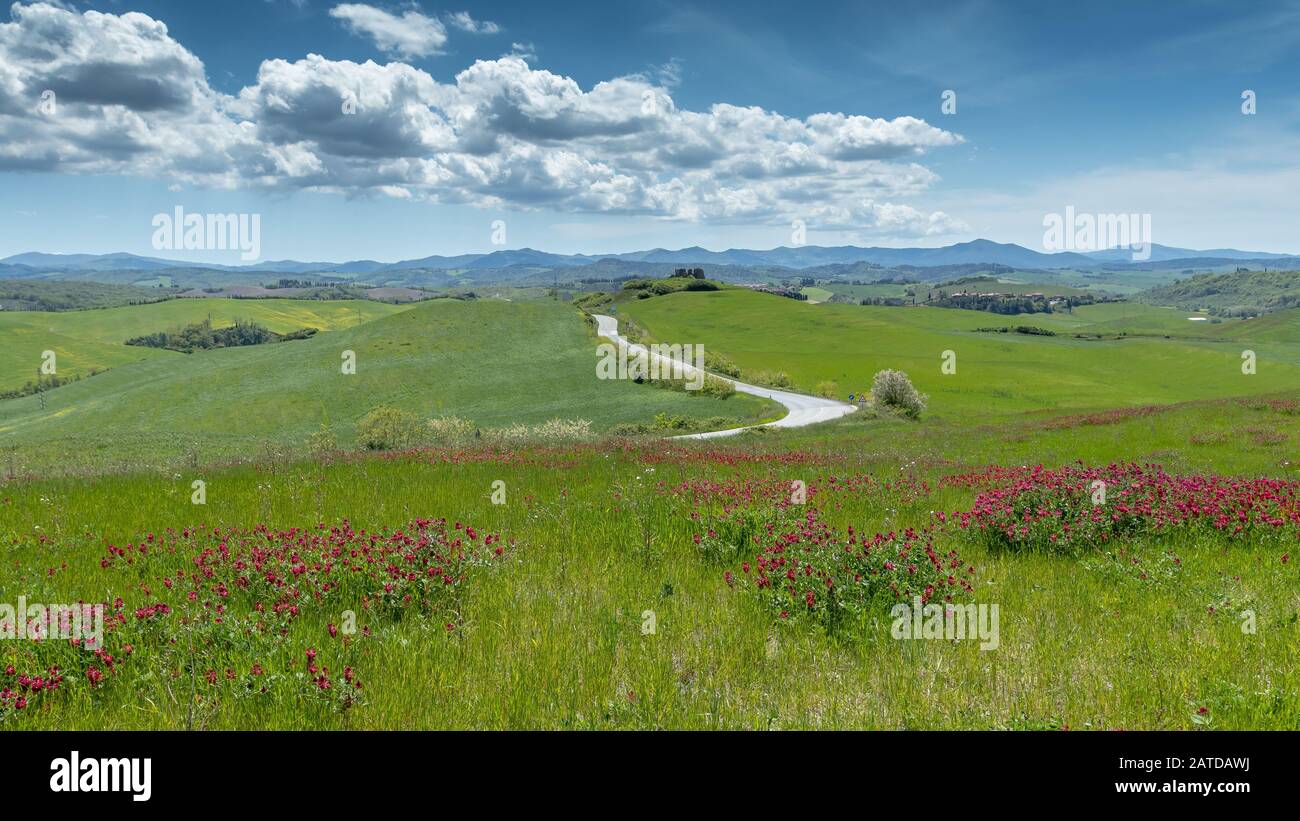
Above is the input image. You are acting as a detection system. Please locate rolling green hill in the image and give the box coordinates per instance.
[1137,269,1300,316]
[800,282,911,302]
[619,289,1300,416]
[0,279,181,311]
[0,298,773,470]
[0,297,414,392]
[933,276,1091,297]
[1019,301,1219,335]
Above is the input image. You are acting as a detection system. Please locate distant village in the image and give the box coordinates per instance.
[922,286,1112,314]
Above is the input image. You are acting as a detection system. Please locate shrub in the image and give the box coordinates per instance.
[356,406,426,450]
[610,416,737,437]
[948,462,1300,553]
[870,369,927,418]
[747,370,794,389]
[815,380,839,399]
[483,418,594,444]
[725,509,973,631]
[683,279,719,291]
[125,317,287,353]
[698,374,736,398]
[427,416,476,443]
[653,412,691,431]
[641,369,734,398]
[484,423,532,445]
[532,418,594,442]
[306,420,337,454]
[704,350,742,378]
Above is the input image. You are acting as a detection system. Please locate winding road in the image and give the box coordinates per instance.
[592,314,857,439]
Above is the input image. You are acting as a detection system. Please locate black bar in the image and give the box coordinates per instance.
[6,730,1281,808]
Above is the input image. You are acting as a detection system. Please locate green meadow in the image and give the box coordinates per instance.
[0,287,1297,730]
[800,282,911,302]
[0,298,774,473]
[619,290,1300,413]
[1,396,1297,729]
[0,297,412,393]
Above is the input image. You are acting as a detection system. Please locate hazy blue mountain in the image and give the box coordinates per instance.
[1083,244,1297,263]
[372,253,490,271]
[4,240,1296,277]
[1099,255,1300,271]
[0,251,182,271]
[464,248,592,269]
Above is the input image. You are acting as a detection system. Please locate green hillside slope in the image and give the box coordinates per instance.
[619,289,1300,417]
[0,298,772,470]
[1137,269,1300,316]
[0,297,413,392]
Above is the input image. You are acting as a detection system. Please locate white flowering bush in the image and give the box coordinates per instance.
[870,369,927,418]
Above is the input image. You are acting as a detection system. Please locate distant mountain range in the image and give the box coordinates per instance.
[2,241,1296,287]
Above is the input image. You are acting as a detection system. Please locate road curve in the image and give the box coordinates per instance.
[592,313,857,439]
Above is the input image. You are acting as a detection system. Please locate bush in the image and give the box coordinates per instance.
[683,279,719,291]
[870,369,927,418]
[610,415,737,437]
[653,412,691,431]
[532,418,594,442]
[427,416,476,443]
[720,508,974,631]
[125,317,287,353]
[485,424,532,445]
[704,350,742,378]
[483,418,594,444]
[815,380,840,399]
[306,420,337,454]
[356,406,426,450]
[747,370,794,389]
[699,374,736,398]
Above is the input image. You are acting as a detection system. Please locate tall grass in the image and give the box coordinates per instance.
[2,398,1297,729]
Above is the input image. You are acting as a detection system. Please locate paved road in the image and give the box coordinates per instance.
[592,314,857,439]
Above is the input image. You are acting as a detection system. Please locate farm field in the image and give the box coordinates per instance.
[1,285,1298,730]
[0,298,776,474]
[0,297,413,393]
[939,279,1092,297]
[1,283,1298,732]
[800,282,911,302]
[619,290,1300,413]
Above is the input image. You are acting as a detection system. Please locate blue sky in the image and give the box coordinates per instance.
[1,0,1298,262]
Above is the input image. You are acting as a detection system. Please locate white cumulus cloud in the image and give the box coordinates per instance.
[328,3,448,58]
[447,10,500,35]
[0,2,966,237]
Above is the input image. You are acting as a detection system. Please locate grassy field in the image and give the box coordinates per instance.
[1,287,1297,730]
[0,297,413,393]
[800,282,911,302]
[619,290,1300,413]
[0,394,1296,729]
[0,298,775,473]
[935,278,1092,297]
